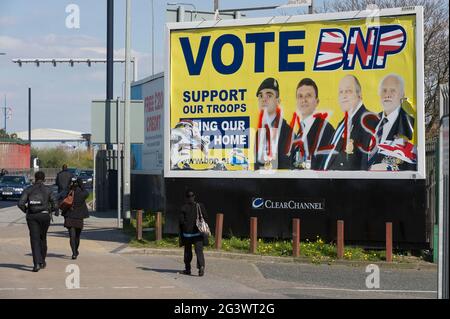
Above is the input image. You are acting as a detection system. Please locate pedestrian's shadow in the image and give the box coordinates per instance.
[0,263,33,272]
[25,253,70,259]
[137,266,182,274]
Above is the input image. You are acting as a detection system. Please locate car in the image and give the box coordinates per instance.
[67,167,80,177]
[78,170,93,188]
[0,175,31,200]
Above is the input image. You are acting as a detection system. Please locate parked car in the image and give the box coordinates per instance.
[78,170,93,188]
[0,175,31,200]
[67,167,80,177]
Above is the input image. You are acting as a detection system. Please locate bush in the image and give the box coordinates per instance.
[31,146,93,169]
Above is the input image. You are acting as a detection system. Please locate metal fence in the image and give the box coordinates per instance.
[426,138,439,252]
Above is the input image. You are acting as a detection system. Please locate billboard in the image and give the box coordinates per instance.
[131,73,164,173]
[166,7,425,179]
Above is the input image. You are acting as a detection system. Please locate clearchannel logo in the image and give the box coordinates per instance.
[252,198,265,209]
[251,197,325,211]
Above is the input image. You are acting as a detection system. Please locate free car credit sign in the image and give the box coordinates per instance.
[165,7,425,179]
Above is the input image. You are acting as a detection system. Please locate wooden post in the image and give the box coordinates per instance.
[215,213,224,249]
[136,210,143,241]
[337,220,344,259]
[292,218,301,257]
[155,212,162,241]
[250,217,257,254]
[386,222,393,262]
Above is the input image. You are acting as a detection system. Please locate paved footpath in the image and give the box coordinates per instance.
[0,200,438,299]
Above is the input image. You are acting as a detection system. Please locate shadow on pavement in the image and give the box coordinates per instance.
[25,252,70,259]
[88,210,118,219]
[137,266,182,274]
[47,228,130,244]
[0,263,34,272]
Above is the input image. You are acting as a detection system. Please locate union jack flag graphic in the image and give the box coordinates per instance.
[314,30,346,70]
[346,28,377,68]
[375,26,406,67]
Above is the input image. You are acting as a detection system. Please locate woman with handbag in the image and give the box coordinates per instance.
[179,190,209,276]
[61,177,90,259]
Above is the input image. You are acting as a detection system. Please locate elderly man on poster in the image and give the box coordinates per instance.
[368,74,417,171]
[322,75,378,171]
[254,77,291,171]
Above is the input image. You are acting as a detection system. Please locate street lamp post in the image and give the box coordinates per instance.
[12,58,137,82]
[123,0,132,223]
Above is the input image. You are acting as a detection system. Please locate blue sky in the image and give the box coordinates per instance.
[0,0,326,134]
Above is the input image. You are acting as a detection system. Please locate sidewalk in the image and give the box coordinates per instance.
[0,209,204,299]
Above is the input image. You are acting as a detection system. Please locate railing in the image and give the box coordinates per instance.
[132,211,396,262]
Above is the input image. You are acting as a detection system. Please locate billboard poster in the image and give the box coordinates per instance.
[166,7,425,179]
[132,74,164,173]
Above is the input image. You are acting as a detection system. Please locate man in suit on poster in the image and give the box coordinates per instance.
[322,75,378,171]
[287,78,335,170]
[368,74,416,171]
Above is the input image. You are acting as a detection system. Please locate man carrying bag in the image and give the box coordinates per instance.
[179,190,209,277]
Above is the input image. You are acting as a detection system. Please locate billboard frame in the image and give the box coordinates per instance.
[164,6,425,179]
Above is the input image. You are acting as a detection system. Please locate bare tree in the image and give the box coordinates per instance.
[323,0,449,139]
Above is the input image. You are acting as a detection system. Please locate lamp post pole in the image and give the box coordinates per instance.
[123,0,132,222]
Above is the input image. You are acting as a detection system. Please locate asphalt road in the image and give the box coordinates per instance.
[0,199,438,299]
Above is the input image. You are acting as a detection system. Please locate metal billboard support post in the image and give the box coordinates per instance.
[438,84,449,299]
[123,0,132,222]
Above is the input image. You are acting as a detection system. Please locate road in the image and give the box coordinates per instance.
[0,199,438,299]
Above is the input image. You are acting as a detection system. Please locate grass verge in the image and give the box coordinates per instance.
[124,220,420,264]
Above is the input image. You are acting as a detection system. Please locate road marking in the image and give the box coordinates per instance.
[160,286,175,289]
[0,288,23,291]
[38,288,54,290]
[112,286,139,289]
[293,286,437,294]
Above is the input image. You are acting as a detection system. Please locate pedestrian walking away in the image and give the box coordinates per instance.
[17,171,58,272]
[61,177,90,259]
[55,164,74,202]
[179,190,209,277]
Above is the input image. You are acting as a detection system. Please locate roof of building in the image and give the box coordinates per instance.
[16,128,89,142]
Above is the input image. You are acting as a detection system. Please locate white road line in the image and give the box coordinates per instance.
[112,286,139,289]
[160,286,175,289]
[293,287,437,294]
[37,288,54,290]
[0,288,21,291]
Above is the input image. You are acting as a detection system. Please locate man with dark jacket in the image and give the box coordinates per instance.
[254,77,291,170]
[179,190,208,276]
[288,78,335,170]
[322,75,378,171]
[18,171,57,272]
[368,74,416,171]
[55,164,74,195]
